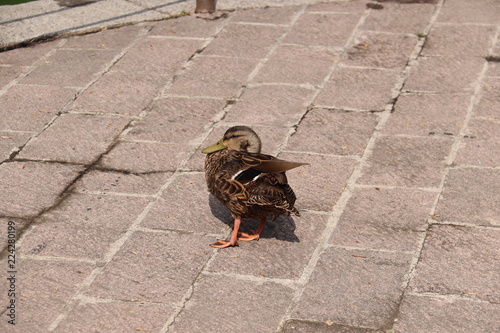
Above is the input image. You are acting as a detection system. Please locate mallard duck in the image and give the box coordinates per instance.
[202,126,307,248]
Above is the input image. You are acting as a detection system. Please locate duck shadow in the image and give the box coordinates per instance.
[208,194,300,243]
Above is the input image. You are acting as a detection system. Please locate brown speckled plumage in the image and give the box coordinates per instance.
[204,149,300,220]
[202,126,306,248]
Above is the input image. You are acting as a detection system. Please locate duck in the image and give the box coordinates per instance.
[201,126,307,248]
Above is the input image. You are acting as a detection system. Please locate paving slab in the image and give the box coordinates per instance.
[393,294,500,333]
[404,56,485,93]
[330,187,435,252]
[67,70,172,116]
[284,12,360,47]
[202,23,286,59]
[0,259,94,332]
[224,85,316,126]
[0,131,32,163]
[124,97,227,143]
[140,172,229,234]
[17,113,130,164]
[74,169,172,195]
[167,55,259,98]
[168,274,294,332]
[85,231,212,303]
[98,141,191,173]
[208,212,329,279]
[252,45,340,85]
[434,168,500,225]
[0,84,77,132]
[0,161,83,217]
[455,118,500,167]
[358,135,453,188]
[473,76,500,120]
[278,152,358,212]
[343,31,418,70]
[19,193,150,260]
[286,108,378,155]
[0,1,499,332]
[382,93,471,137]
[53,301,175,333]
[291,247,413,328]
[422,23,497,57]
[315,67,399,111]
[20,48,120,87]
[362,2,435,34]
[410,225,500,303]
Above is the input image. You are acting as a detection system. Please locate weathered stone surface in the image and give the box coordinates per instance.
[74,170,172,195]
[0,84,77,132]
[0,131,31,162]
[17,113,130,164]
[455,118,500,167]
[253,45,339,85]
[0,161,83,217]
[112,37,204,72]
[62,24,145,50]
[86,231,211,303]
[330,187,435,252]
[223,85,315,126]
[167,55,259,98]
[169,274,294,332]
[141,172,227,234]
[437,0,500,24]
[20,193,150,259]
[383,93,471,137]
[362,2,435,34]
[410,225,500,303]
[393,294,500,333]
[20,49,119,87]
[343,31,418,69]
[315,67,398,111]
[208,212,329,279]
[358,136,453,187]
[291,247,412,328]
[202,23,285,59]
[2,259,94,332]
[434,168,500,225]
[0,66,25,89]
[54,301,175,333]
[306,1,367,13]
[422,24,496,57]
[99,141,191,173]
[278,152,357,212]
[284,13,360,47]
[67,70,171,116]
[151,14,225,37]
[0,39,59,66]
[125,97,226,143]
[230,5,302,24]
[404,57,485,93]
[283,320,382,333]
[286,108,378,156]
[473,77,500,120]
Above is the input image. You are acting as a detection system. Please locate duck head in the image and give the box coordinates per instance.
[202,126,262,154]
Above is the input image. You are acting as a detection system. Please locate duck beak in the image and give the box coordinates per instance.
[202,139,227,154]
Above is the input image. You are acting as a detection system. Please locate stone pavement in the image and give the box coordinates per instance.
[0,0,499,332]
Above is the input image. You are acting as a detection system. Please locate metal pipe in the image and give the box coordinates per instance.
[195,0,216,13]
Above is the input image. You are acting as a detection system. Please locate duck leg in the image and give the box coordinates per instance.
[238,218,266,241]
[211,218,241,248]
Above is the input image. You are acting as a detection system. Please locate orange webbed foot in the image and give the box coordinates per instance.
[210,239,239,248]
[238,231,260,241]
